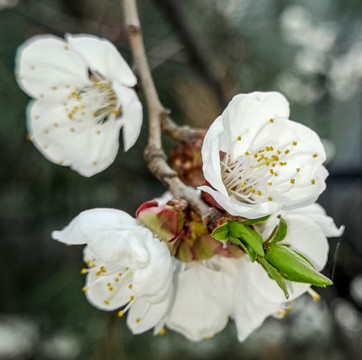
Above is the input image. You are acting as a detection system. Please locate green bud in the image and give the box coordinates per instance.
[211,222,229,242]
[258,256,289,299]
[229,222,264,258]
[239,215,270,226]
[265,244,333,287]
[231,235,257,262]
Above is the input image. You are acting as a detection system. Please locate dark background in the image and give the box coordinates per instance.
[0,0,361,359]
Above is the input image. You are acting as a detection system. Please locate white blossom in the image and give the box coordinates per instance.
[52,209,174,334]
[15,34,142,177]
[200,92,328,218]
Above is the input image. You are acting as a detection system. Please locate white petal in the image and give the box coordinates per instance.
[84,265,132,311]
[66,34,137,87]
[52,208,149,267]
[127,291,173,334]
[281,214,329,270]
[15,35,88,98]
[27,98,123,177]
[200,116,229,197]
[165,262,230,341]
[198,184,281,218]
[113,83,143,151]
[287,203,344,238]
[222,92,290,159]
[132,234,174,303]
[234,257,282,342]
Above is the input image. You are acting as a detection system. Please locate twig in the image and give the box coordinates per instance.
[161,115,206,142]
[122,0,220,226]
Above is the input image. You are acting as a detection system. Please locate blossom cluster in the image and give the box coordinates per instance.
[16,34,343,342]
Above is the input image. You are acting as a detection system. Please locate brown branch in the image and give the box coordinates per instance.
[122,0,220,226]
[161,115,206,142]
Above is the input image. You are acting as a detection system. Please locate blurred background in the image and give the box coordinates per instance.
[0,0,361,359]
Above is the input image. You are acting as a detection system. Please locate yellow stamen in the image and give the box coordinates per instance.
[268,197,273,201]
[307,288,321,301]
[82,286,88,292]
[290,179,295,184]
[80,268,87,275]
[237,136,241,141]
[118,310,124,317]
[159,328,166,335]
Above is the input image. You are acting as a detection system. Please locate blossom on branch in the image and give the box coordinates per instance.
[200,92,327,218]
[15,34,142,176]
[52,209,174,334]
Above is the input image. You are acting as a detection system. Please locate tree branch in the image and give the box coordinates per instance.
[122,0,221,227]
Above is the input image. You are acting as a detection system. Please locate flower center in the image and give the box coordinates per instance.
[221,141,301,204]
[64,71,121,125]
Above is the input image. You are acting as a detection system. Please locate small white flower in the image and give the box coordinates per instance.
[234,212,330,342]
[15,34,142,177]
[52,209,174,334]
[200,92,328,218]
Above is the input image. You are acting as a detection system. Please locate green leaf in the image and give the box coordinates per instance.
[211,221,230,242]
[229,221,265,257]
[265,244,333,287]
[258,256,289,299]
[270,217,288,244]
[230,236,257,262]
[239,215,270,226]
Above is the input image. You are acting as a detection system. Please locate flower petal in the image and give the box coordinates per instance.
[221,92,290,159]
[200,116,229,197]
[27,98,124,177]
[132,234,174,303]
[52,208,149,267]
[288,203,344,238]
[165,261,231,341]
[66,34,137,87]
[112,83,143,151]
[15,35,88,98]
[127,291,173,334]
[234,257,283,342]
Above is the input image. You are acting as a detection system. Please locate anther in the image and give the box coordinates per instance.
[296,168,300,172]
[290,179,295,184]
[268,197,273,201]
[313,154,318,158]
[82,286,88,292]
[268,182,272,186]
[307,288,321,301]
[248,188,254,193]
[159,328,166,335]
[237,136,241,141]
[128,284,133,289]
[136,318,141,323]
[245,151,250,156]
[277,310,287,317]
[100,266,106,273]
[240,183,246,188]
[269,118,274,123]
[118,310,124,317]
[257,190,262,196]
[311,179,316,185]
[80,268,87,275]
[293,141,298,146]
[130,296,135,301]
[285,149,290,154]
[287,305,292,311]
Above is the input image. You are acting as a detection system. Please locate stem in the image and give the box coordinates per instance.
[123,0,221,227]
